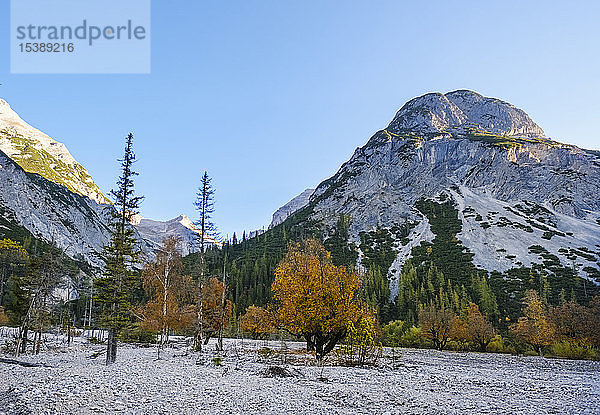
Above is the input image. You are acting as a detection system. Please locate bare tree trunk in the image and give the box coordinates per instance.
[31,330,37,354]
[83,298,88,330]
[0,269,6,307]
[217,251,227,352]
[67,318,72,346]
[197,280,204,352]
[88,295,93,327]
[16,296,36,357]
[106,328,118,364]
[161,283,168,357]
[36,325,42,355]
[106,329,113,365]
[19,327,28,355]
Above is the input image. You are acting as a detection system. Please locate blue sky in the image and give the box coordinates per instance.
[1,1,599,237]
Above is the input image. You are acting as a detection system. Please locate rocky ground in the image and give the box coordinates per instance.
[0,334,599,415]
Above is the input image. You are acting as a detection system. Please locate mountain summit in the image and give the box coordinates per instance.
[270,90,600,298]
[0,99,109,204]
[134,214,220,256]
[387,90,545,138]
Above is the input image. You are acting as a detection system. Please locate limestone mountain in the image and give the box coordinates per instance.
[271,90,600,298]
[269,188,314,229]
[133,214,220,256]
[0,148,112,267]
[0,99,109,204]
[0,99,208,265]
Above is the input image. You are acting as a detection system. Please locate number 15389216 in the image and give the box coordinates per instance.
[19,43,75,53]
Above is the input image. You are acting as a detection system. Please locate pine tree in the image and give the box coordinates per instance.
[12,244,63,356]
[193,171,217,351]
[95,133,143,365]
[0,239,28,307]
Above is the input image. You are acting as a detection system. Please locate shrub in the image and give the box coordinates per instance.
[381,324,429,349]
[119,324,157,344]
[487,335,516,354]
[548,341,598,360]
[381,320,408,347]
[337,311,382,366]
[257,347,276,359]
[0,307,9,326]
[88,336,105,344]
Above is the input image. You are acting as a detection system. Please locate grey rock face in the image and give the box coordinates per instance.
[134,214,219,257]
[0,98,110,204]
[269,188,315,228]
[0,150,112,266]
[388,90,545,138]
[305,90,600,297]
[0,151,203,266]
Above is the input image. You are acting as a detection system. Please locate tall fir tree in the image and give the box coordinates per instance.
[193,171,217,351]
[95,133,143,365]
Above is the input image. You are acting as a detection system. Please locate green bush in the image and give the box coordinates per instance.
[487,335,516,354]
[119,324,157,344]
[548,341,598,360]
[402,326,430,348]
[381,322,428,348]
[381,320,408,347]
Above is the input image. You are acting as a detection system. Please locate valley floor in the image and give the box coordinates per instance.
[0,336,599,415]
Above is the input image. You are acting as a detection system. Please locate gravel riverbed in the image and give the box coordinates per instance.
[0,337,599,414]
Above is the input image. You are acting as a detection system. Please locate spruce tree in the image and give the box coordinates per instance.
[194,171,217,351]
[95,133,143,365]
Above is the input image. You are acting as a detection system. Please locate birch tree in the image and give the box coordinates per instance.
[139,237,194,358]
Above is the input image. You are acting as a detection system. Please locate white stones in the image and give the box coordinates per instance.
[0,338,598,414]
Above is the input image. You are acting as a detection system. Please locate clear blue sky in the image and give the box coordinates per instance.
[1,1,599,237]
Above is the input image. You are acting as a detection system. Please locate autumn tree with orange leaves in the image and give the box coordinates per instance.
[465,302,496,352]
[197,277,233,345]
[511,290,556,354]
[240,305,275,339]
[418,304,456,351]
[139,237,195,358]
[272,239,368,362]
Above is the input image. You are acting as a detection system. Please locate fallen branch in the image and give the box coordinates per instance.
[87,349,105,359]
[0,357,51,368]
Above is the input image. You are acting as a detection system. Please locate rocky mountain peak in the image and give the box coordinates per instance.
[176,214,196,230]
[387,90,545,138]
[269,188,315,229]
[0,98,110,204]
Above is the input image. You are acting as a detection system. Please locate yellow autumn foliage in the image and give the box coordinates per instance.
[272,239,367,360]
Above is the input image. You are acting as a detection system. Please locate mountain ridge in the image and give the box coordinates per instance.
[0,98,110,204]
[269,90,600,299]
[387,90,546,138]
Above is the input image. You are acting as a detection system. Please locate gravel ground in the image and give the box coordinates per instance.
[0,337,599,415]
